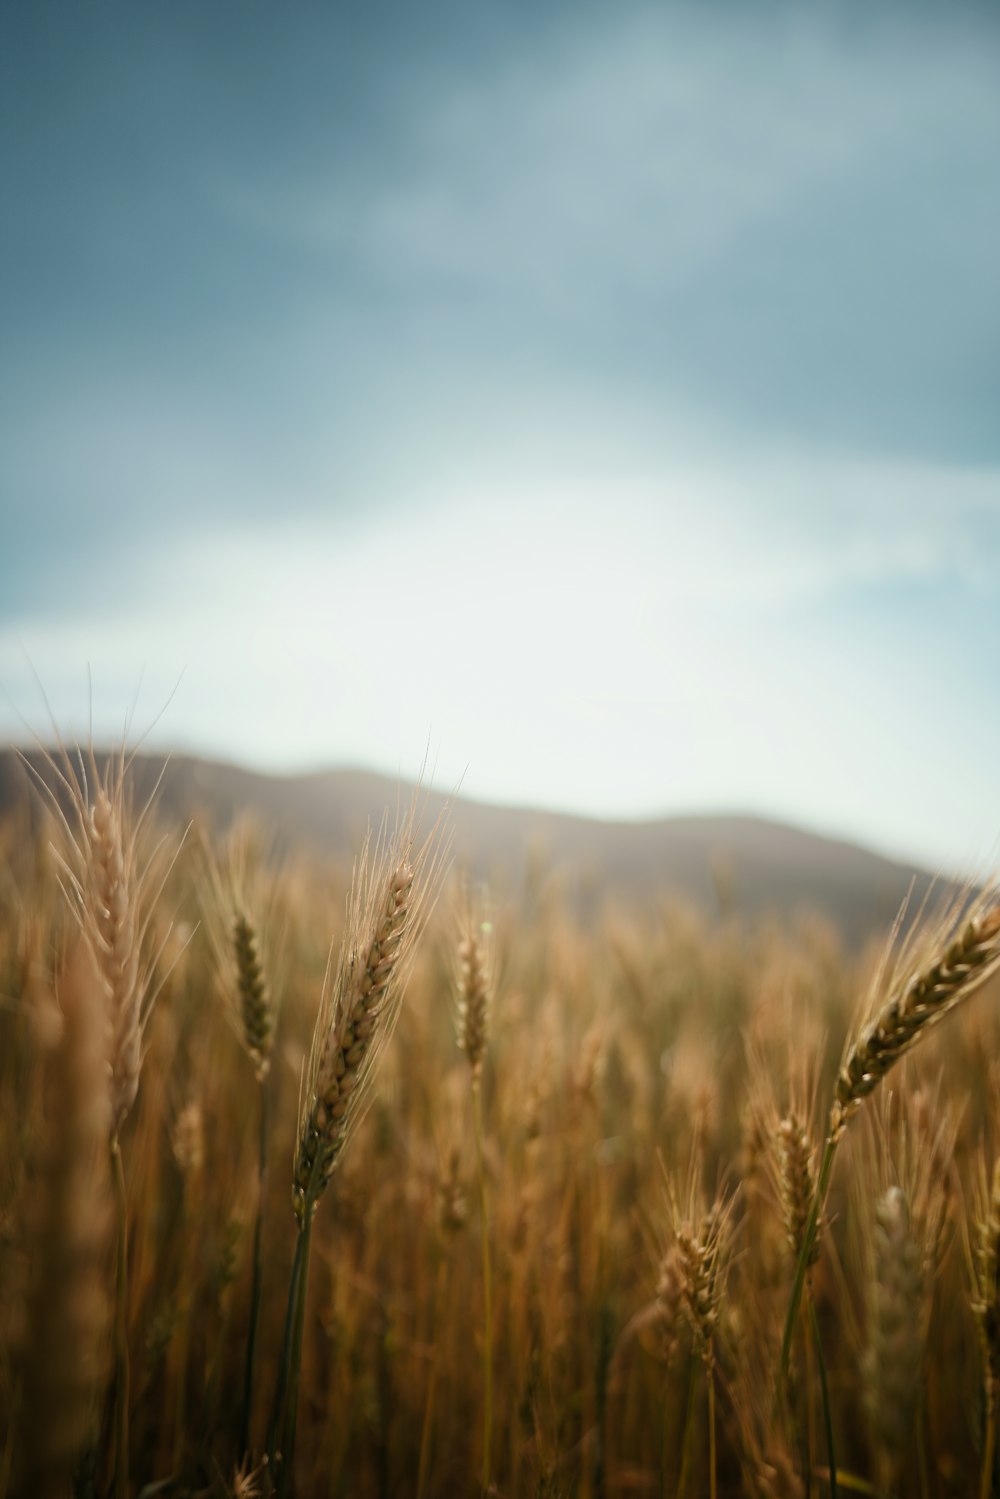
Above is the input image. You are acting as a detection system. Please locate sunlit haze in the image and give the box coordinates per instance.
[2,1,999,873]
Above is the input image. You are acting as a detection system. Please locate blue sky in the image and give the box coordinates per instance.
[2,1,999,871]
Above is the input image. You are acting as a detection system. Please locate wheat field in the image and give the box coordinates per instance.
[2,751,1000,1499]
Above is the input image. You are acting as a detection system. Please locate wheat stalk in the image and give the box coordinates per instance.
[451,888,496,1492]
[16,941,111,1499]
[270,802,448,1497]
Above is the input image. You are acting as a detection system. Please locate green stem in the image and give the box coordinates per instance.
[111,1137,130,1499]
[416,1254,448,1499]
[707,1358,717,1499]
[804,1292,815,1499]
[267,1225,305,1477]
[659,1375,670,1499]
[241,1077,269,1460]
[981,1395,996,1499]
[780,1137,838,1392]
[813,1469,880,1497]
[172,1194,190,1474]
[677,1358,698,1499]
[277,1211,314,1499]
[916,1385,930,1499]
[473,1077,493,1494]
[808,1296,838,1499]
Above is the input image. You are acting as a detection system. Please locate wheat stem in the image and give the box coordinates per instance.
[416,1252,450,1499]
[277,1210,314,1499]
[240,1076,269,1461]
[676,1357,698,1499]
[781,1138,836,1389]
[267,1225,304,1481]
[473,1076,493,1494]
[809,1295,838,1499]
[707,1358,717,1499]
[981,1406,996,1499]
[111,1137,130,1499]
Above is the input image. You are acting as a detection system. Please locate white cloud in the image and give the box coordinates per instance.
[4,451,998,870]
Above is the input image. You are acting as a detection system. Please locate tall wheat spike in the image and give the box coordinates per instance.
[271,801,448,1497]
[293,813,443,1220]
[202,819,280,1083]
[24,741,180,1135]
[781,892,1000,1388]
[831,902,1000,1144]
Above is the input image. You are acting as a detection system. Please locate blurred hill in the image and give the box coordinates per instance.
[0,748,958,947]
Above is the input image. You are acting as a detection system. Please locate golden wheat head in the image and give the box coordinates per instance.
[293,802,448,1221]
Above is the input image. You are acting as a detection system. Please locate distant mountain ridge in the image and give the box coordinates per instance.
[0,748,957,948]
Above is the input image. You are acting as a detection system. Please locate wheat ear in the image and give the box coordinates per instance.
[832,903,1000,1143]
[25,742,181,1134]
[780,895,1000,1390]
[293,826,429,1221]
[864,1187,924,1486]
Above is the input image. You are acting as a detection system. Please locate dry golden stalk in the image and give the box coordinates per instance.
[732,1340,805,1499]
[437,1147,468,1241]
[17,941,111,1499]
[864,1186,924,1479]
[271,806,447,1493]
[831,902,1000,1144]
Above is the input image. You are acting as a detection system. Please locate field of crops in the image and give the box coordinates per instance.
[3,749,1000,1499]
